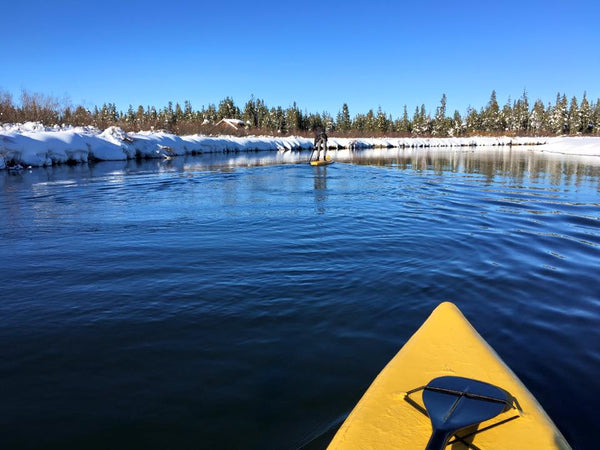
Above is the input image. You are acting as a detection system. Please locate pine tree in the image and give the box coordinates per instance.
[499,97,512,132]
[217,97,240,120]
[135,105,145,128]
[337,103,351,132]
[322,111,334,132]
[529,99,547,134]
[183,100,193,121]
[549,93,568,134]
[352,113,366,132]
[482,90,501,132]
[255,99,270,129]
[125,105,135,124]
[375,106,390,132]
[242,96,257,128]
[398,105,410,133]
[72,106,92,126]
[433,94,450,136]
[174,103,184,123]
[307,112,323,131]
[592,98,600,135]
[511,90,530,133]
[285,102,302,133]
[450,110,464,136]
[412,105,430,135]
[364,109,375,132]
[567,96,579,134]
[465,107,481,134]
[579,92,592,133]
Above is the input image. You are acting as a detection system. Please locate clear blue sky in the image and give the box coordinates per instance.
[3,0,599,118]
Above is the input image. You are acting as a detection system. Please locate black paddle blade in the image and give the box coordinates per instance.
[422,376,510,450]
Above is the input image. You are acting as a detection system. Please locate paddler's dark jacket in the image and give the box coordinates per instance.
[314,131,328,147]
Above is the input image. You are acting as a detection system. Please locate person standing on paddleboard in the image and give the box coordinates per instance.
[313,129,328,161]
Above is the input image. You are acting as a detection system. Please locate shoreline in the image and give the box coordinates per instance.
[1,123,600,170]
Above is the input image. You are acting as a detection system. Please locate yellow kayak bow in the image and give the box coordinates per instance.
[328,302,571,449]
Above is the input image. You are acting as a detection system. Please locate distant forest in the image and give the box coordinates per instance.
[1,89,599,137]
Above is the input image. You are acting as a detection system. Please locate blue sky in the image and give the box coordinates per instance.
[3,0,599,118]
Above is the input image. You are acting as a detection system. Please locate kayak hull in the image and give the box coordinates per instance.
[328,302,570,449]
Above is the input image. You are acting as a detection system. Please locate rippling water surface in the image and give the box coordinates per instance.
[1,148,599,449]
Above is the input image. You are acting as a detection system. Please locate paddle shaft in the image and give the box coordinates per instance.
[426,429,453,450]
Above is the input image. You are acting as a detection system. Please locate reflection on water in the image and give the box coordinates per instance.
[313,167,328,214]
[2,147,600,189]
[344,147,600,188]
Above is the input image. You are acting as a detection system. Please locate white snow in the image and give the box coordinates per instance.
[1,122,599,169]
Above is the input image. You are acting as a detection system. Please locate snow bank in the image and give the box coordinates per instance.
[538,136,600,156]
[1,122,599,169]
[0,123,316,168]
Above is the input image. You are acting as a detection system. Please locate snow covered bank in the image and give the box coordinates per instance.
[537,136,600,156]
[1,122,599,169]
[0,123,313,168]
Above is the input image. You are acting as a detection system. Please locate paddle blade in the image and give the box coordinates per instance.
[422,376,510,450]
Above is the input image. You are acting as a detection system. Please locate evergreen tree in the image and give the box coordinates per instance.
[285,102,302,133]
[549,93,568,134]
[375,106,390,132]
[242,96,257,127]
[183,100,193,121]
[203,104,218,123]
[136,105,145,128]
[567,96,579,134]
[61,106,72,124]
[482,90,501,132]
[72,106,92,126]
[217,97,240,120]
[592,98,600,135]
[150,106,158,122]
[255,99,270,129]
[337,103,351,132]
[465,107,481,134]
[499,97,512,132]
[450,110,464,136]
[365,109,375,132]
[269,106,286,132]
[322,111,334,132]
[125,105,135,124]
[174,103,184,123]
[306,112,323,131]
[529,99,547,134]
[396,105,411,133]
[512,90,530,133]
[352,113,366,132]
[579,92,593,133]
[412,105,429,135]
[433,94,450,136]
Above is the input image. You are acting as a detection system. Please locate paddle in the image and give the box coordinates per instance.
[416,376,513,450]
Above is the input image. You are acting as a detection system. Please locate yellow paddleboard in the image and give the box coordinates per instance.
[310,156,333,166]
[328,302,571,449]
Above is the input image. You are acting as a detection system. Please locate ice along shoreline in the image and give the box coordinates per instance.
[1,122,600,170]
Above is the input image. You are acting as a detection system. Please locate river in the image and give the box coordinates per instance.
[1,147,598,449]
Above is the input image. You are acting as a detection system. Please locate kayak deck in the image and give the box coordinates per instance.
[328,302,570,449]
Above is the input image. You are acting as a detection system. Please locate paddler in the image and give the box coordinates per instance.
[313,129,328,161]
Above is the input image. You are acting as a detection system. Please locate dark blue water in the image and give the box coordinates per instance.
[1,148,599,449]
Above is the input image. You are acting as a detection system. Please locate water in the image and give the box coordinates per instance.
[1,148,599,449]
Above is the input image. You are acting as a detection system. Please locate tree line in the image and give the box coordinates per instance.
[1,88,599,137]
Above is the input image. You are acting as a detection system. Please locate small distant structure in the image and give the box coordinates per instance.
[215,118,247,130]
